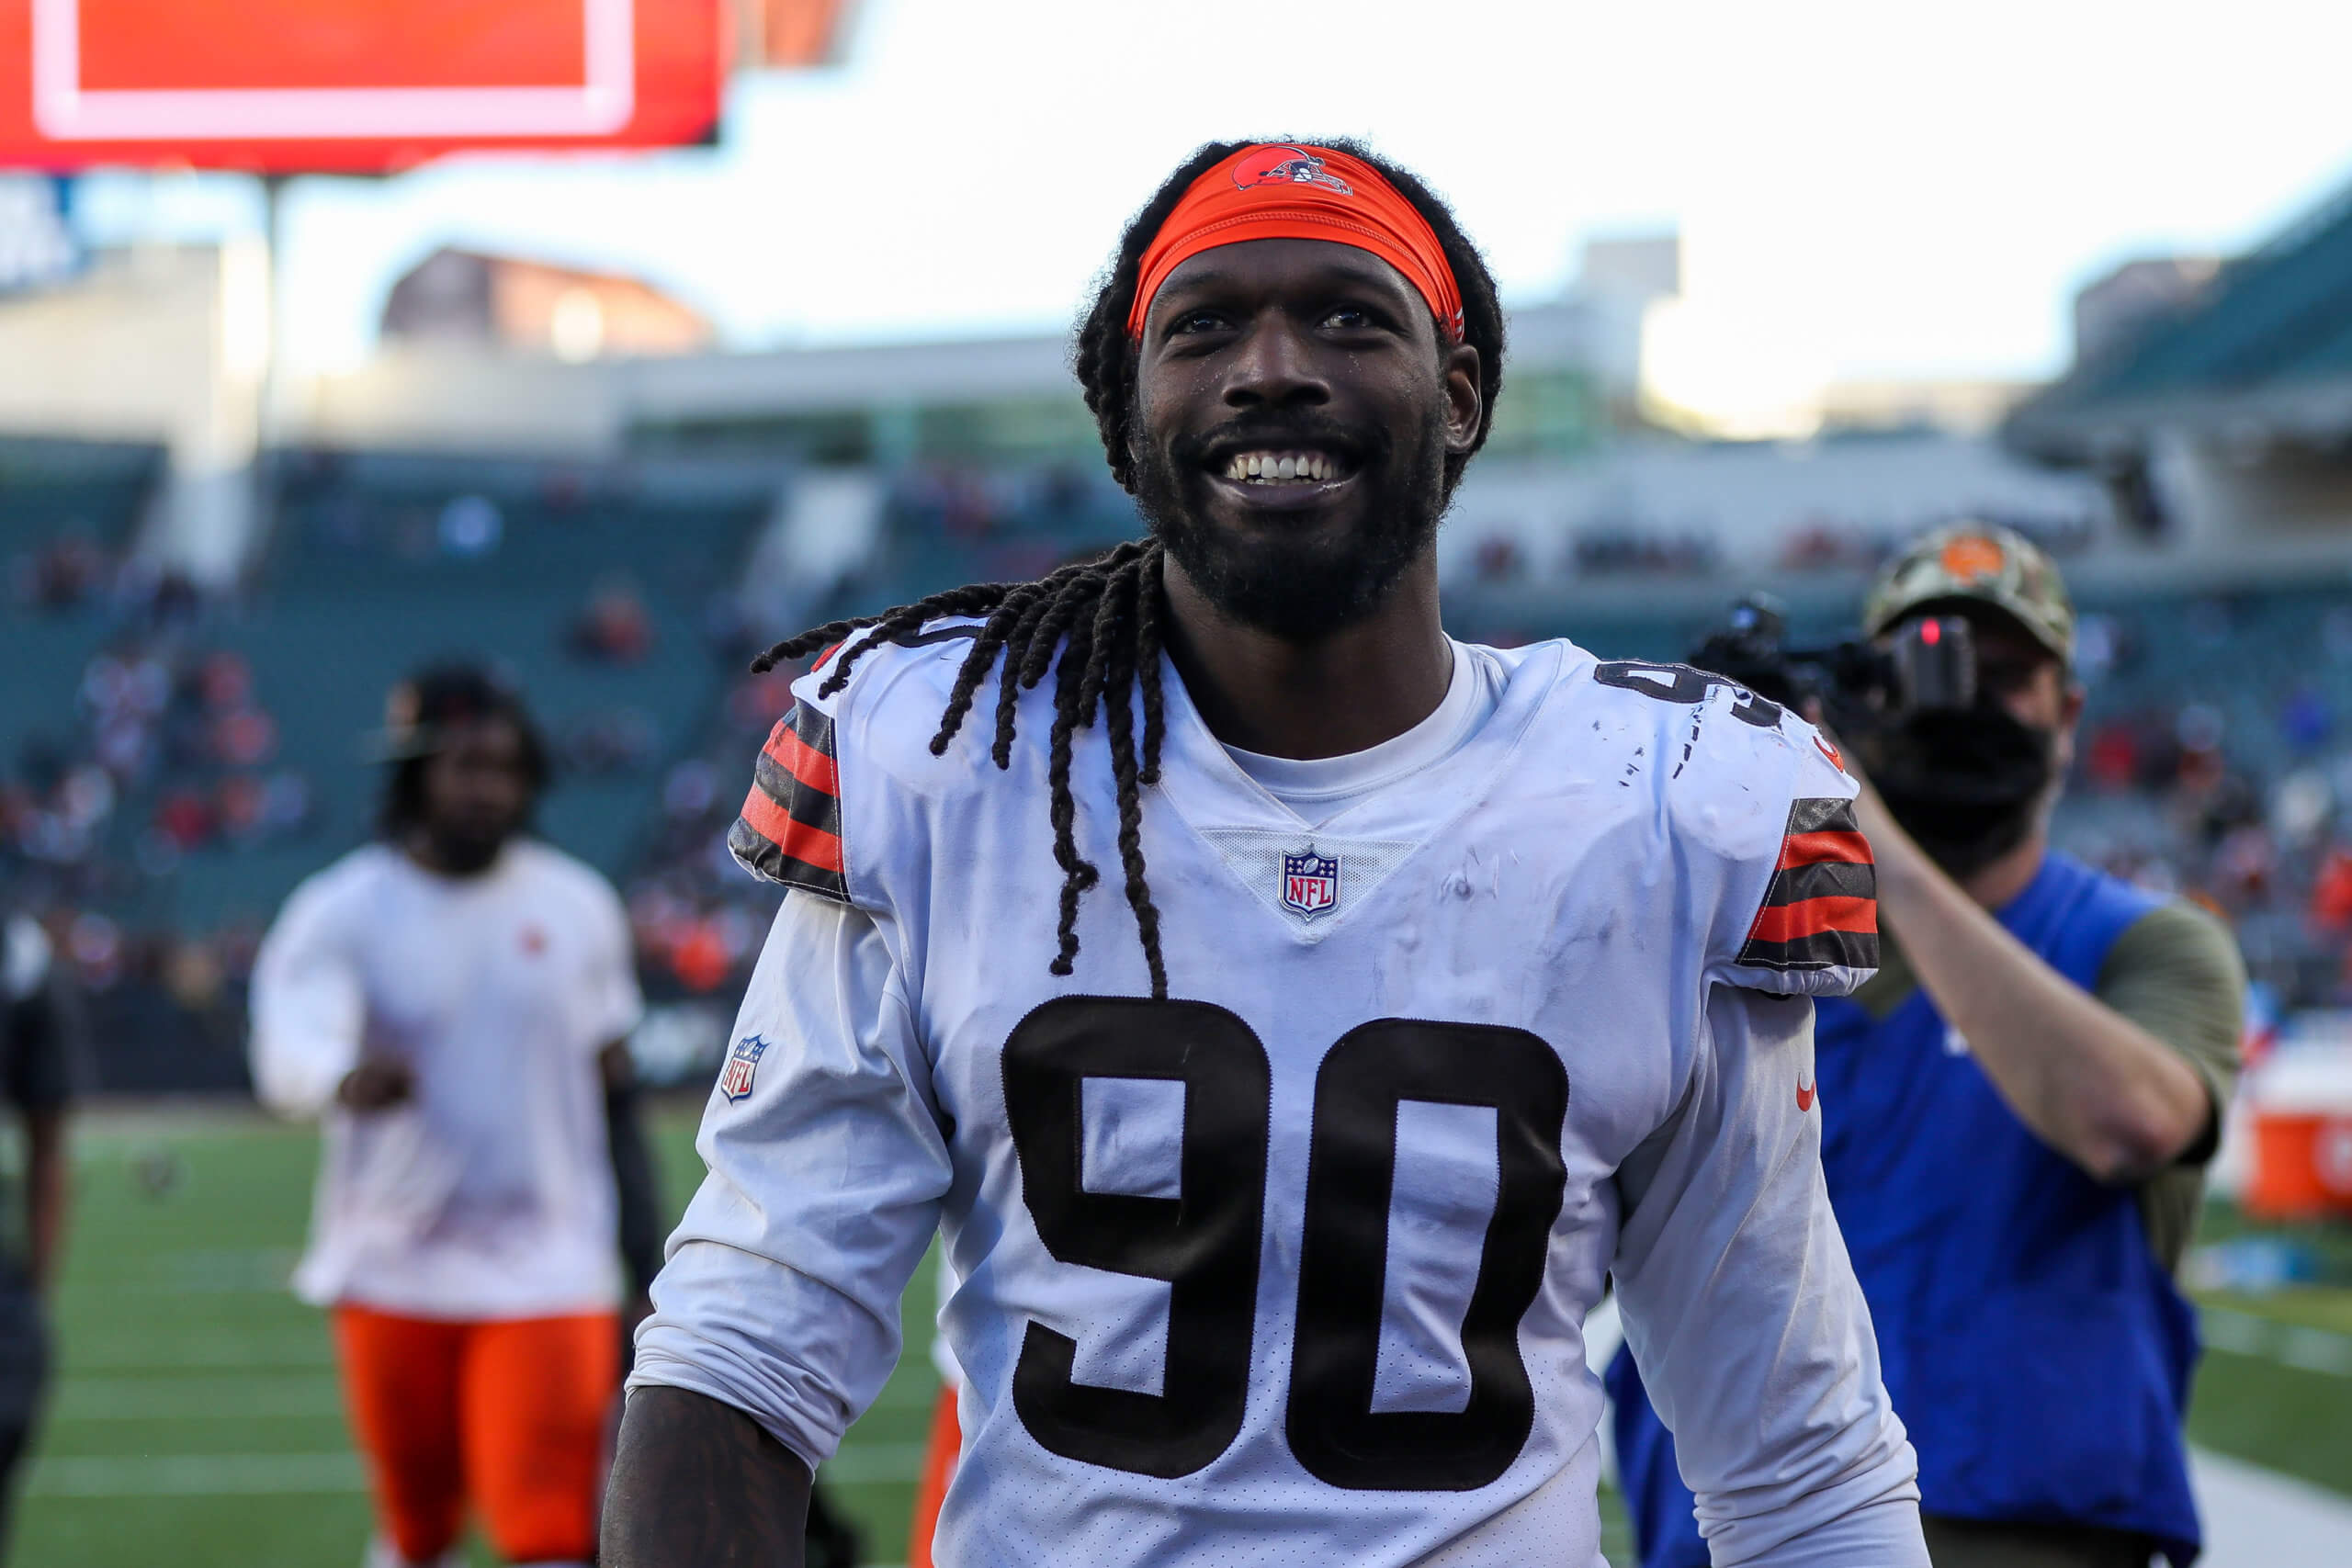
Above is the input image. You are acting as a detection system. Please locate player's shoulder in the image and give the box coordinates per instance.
[1535,639,1857,845]
[729,617,996,903]
[265,843,401,946]
[806,617,1002,785]
[503,839,624,908]
[284,842,401,908]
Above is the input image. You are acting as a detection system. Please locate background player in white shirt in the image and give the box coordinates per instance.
[251,667,658,1568]
[606,140,1928,1567]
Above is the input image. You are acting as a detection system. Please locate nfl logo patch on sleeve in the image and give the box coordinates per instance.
[720,1034,771,1103]
[1281,847,1340,919]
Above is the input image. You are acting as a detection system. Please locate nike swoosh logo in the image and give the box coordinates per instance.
[1796,1081,1817,1112]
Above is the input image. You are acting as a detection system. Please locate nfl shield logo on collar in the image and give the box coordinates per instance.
[720,1034,771,1103]
[1281,847,1340,919]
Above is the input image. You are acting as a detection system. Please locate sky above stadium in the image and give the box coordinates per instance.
[76,0,2352,408]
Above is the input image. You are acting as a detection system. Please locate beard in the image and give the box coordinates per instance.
[1128,402,1451,642]
[1853,706,2057,880]
[421,816,514,876]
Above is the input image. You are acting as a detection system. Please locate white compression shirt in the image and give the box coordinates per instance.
[1220,640,1505,822]
[250,840,643,1319]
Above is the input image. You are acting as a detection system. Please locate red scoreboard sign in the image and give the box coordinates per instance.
[0,0,727,172]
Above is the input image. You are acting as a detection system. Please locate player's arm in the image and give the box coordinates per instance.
[1855,782,2224,1182]
[583,877,662,1314]
[605,1385,810,1568]
[248,880,404,1115]
[607,889,948,1565]
[6,919,79,1295]
[1623,716,1923,1563]
[22,1106,65,1296]
[600,1039,662,1314]
[1611,985,1927,1566]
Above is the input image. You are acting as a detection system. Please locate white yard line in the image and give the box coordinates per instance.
[51,1374,345,1421]
[28,1451,365,1496]
[62,1337,337,1371]
[2199,1306,2352,1376]
[22,1440,928,1498]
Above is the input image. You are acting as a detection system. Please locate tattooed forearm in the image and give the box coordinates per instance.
[603,1385,812,1568]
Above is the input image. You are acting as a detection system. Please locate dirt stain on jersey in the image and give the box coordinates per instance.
[1672,707,1705,780]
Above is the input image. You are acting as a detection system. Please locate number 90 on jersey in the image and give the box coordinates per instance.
[1001,996,1570,1492]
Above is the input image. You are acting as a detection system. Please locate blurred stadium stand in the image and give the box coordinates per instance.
[4,446,777,1090]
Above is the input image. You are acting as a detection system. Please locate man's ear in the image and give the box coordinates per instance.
[1442,342,1482,456]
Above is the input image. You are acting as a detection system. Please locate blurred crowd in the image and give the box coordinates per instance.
[621,662,799,998]
[27,464,2352,1080]
[5,543,297,1018]
[1461,509,2092,587]
[2052,602,2352,1010]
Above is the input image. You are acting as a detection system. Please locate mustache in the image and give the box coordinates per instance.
[1168,412,1390,472]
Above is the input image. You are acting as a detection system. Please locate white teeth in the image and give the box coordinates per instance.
[1222,449,1346,483]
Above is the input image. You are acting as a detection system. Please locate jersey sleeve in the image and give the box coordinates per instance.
[248,874,368,1119]
[728,652,858,906]
[1713,722,1880,997]
[1611,984,1926,1566]
[628,887,949,1469]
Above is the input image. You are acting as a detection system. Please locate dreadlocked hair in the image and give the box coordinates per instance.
[748,140,1504,999]
[751,541,1172,998]
[1072,136,1509,498]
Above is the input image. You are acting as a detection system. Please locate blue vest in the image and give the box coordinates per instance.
[1609,853,2203,1566]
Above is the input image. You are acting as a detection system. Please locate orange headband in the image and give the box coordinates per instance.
[1126,143,1465,343]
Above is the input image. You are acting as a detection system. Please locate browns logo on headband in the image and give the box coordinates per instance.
[1126,142,1467,343]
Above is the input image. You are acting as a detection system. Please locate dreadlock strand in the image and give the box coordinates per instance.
[1072,559,1131,731]
[1043,620,1102,976]
[1134,544,1168,784]
[1095,566,1170,999]
[929,581,1045,757]
[1018,575,1098,690]
[990,586,1059,770]
[815,602,925,696]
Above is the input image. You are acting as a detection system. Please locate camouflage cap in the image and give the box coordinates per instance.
[1862,522,2074,663]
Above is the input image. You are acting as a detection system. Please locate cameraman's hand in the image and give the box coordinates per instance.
[335,1059,415,1111]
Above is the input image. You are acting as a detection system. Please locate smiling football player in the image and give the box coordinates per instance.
[605,139,1927,1568]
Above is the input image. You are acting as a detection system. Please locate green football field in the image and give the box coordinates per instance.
[16,1107,2351,1567]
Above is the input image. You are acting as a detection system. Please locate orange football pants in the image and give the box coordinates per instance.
[333,1303,618,1565]
[909,1383,962,1568]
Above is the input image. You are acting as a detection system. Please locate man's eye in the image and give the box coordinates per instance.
[1170,310,1227,335]
[1324,306,1374,329]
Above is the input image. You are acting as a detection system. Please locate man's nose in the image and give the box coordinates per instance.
[1221,315,1330,411]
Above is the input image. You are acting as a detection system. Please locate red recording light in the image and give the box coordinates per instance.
[1921,620,1941,646]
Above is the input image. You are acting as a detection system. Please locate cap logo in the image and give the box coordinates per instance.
[1939,535,2007,583]
[1232,144,1351,195]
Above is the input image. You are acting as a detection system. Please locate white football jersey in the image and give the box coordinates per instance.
[251,840,643,1319]
[634,626,1922,1566]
